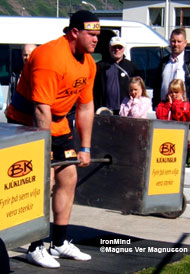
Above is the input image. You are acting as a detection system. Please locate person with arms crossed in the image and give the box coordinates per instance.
[93,36,139,115]
[6,10,100,269]
[153,28,190,109]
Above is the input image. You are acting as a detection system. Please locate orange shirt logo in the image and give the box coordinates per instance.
[73,78,87,88]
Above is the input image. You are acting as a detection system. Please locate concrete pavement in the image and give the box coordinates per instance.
[69,205,190,245]
[8,204,190,273]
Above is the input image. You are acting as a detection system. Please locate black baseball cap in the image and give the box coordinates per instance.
[63,10,100,33]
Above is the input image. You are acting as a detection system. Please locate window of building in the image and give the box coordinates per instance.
[176,8,190,26]
[149,8,165,27]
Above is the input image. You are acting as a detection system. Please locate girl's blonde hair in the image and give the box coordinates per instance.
[129,76,149,97]
[168,79,186,100]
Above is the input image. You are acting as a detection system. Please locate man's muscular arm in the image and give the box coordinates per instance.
[34,103,52,129]
[76,100,94,167]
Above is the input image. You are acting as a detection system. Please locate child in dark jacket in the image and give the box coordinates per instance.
[156,79,190,122]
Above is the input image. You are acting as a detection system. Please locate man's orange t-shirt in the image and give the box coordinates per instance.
[6,36,96,136]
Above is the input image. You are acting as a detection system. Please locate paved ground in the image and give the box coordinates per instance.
[8,204,190,274]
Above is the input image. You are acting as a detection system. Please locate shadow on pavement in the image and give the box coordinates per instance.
[10,224,190,274]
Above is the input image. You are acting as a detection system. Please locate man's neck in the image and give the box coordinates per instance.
[66,35,84,62]
[115,57,123,64]
[74,53,84,61]
[172,50,184,60]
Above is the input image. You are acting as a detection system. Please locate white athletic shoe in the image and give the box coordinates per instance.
[49,240,91,261]
[27,245,60,268]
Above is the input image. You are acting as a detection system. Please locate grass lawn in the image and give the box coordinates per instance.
[133,254,190,274]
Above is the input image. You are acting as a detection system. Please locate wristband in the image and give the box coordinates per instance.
[80,147,91,153]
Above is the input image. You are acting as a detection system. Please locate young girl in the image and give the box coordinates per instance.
[156,79,190,122]
[119,76,151,118]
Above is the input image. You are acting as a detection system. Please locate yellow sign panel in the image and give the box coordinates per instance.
[0,140,45,231]
[148,129,184,195]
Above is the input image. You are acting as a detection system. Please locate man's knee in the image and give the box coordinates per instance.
[66,168,77,189]
[55,165,77,189]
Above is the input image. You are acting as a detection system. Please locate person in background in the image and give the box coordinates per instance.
[6,44,37,107]
[153,28,190,109]
[93,36,139,115]
[119,76,151,118]
[156,79,190,121]
[6,10,100,269]
[22,44,37,64]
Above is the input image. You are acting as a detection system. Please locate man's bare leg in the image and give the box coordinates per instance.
[49,164,91,260]
[52,165,77,225]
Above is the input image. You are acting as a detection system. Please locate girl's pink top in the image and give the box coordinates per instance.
[119,96,151,118]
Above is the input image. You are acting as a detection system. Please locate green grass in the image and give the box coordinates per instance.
[27,0,56,17]
[0,0,18,15]
[133,255,190,274]
[0,0,122,17]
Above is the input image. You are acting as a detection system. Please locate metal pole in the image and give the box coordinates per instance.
[165,0,169,40]
[21,7,25,16]
[51,157,111,167]
[57,0,59,18]
[104,0,108,10]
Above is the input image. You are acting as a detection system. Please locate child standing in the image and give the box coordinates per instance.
[119,76,151,118]
[156,79,190,167]
[156,79,190,122]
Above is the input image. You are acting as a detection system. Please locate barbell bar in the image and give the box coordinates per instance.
[51,157,111,167]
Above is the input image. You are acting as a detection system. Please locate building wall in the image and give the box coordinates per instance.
[123,0,190,42]
[123,1,164,25]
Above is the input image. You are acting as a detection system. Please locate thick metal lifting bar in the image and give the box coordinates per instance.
[51,157,111,167]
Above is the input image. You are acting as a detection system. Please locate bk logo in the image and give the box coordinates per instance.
[73,78,86,88]
[159,142,175,156]
[8,160,33,178]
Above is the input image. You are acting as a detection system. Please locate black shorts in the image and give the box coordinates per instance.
[0,238,10,273]
[51,133,77,162]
